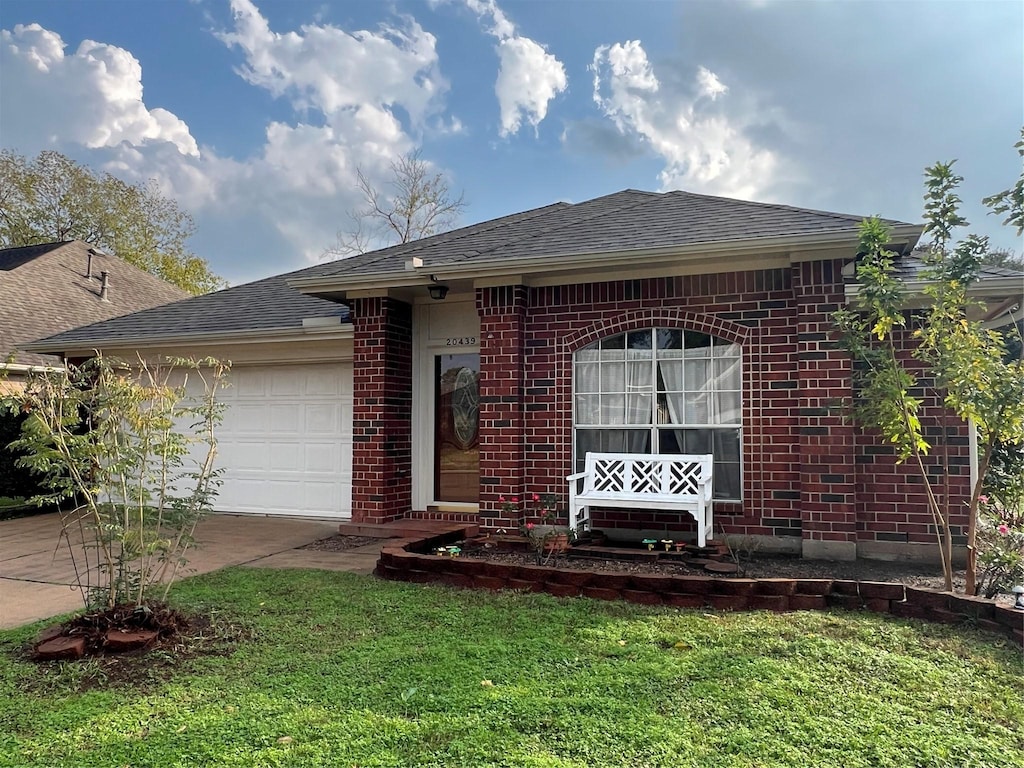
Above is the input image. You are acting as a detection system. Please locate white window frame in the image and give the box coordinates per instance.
[572,328,743,502]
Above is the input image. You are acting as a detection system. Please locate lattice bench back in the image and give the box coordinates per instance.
[583,454,711,497]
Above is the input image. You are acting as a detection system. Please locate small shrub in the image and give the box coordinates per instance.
[3,354,229,610]
[975,493,1024,598]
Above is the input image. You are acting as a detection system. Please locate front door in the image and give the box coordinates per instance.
[434,353,479,502]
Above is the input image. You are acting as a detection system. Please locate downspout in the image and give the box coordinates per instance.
[968,417,979,498]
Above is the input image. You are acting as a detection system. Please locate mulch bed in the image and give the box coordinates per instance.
[20,602,255,690]
[302,532,1015,605]
[458,538,1015,606]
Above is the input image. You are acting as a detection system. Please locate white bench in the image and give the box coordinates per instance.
[567,453,714,546]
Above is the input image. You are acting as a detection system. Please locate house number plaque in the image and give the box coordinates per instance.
[445,336,477,346]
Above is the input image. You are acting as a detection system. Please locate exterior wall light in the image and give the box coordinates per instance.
[428,275,449,301]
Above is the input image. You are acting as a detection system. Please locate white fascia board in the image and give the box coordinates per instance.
[0,362,66,374]
[288,226,923,296]
[23,324,354,356]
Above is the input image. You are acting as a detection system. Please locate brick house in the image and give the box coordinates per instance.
[26,190,1024,561]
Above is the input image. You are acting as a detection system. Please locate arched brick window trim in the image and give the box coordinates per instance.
[562,309,751,354]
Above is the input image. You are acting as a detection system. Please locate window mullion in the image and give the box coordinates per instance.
[650,345,658,455]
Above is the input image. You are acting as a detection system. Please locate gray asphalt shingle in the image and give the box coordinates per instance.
[1,241,189,366]
[25,189,926,352]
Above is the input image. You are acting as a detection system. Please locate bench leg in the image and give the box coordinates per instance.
[571,504,590,535]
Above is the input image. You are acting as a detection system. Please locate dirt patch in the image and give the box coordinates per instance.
[299,535,383,552]
[16,604,255,691]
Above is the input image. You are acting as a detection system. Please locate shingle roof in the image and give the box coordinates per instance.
[890,255,1024,282]
[1,241,190,366]
[26,189,921,352]
[303,189,907,279]
[27,269,350,349]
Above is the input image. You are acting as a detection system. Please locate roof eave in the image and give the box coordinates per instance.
[289,226,923,296]
[22,323,354,356]
[846,276,1024,301]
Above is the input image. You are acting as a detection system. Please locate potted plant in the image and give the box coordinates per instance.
[519,493,574,565]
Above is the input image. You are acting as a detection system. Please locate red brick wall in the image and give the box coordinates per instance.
[794,260,857,545]
[469,265,970,547]
[853,320,971,545]
[513,270,799,538]
[477,286,527,530]
[350,297,413,523]
[347,263,971,546]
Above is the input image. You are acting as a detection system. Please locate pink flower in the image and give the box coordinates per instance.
[498,496,505,503]
[526,522,535,530]
[511,496,518,503]
[998,524,1010,536]
[978,495,989,504]
[532,493,540,502]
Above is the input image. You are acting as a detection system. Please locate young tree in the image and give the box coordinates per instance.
[326,149,467,258]
[835,152,1024,593]
[0,150,225,295]
[983,128,1024,235]
[3,355,229,609]
[834,219,958,589]
[916,162,1024,594]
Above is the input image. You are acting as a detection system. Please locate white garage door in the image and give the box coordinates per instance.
[206,363,353,519]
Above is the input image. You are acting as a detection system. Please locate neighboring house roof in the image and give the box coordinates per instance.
[890,255,1024,282]
[30,188,1014,355]
[1,241,189,367]
[23,269,351,350]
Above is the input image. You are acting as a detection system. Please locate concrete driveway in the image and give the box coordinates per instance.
[0,512,381,629]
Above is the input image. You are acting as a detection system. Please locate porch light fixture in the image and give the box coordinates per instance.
[428,275,449,301]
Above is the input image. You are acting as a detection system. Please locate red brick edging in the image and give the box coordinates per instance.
[374,533,1024,647]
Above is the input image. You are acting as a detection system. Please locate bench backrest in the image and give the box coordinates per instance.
[581,453,713,498]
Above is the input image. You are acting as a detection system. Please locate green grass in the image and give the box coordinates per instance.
[1,569,1021,768]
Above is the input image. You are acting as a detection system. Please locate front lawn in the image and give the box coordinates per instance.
[0,569,1021,767]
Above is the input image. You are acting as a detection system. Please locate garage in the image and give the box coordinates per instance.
[200,362,353,519]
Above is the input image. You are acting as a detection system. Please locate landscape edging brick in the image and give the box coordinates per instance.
[377,530,1022,646]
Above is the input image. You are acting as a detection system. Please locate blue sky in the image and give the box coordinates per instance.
[1,0,1021,286]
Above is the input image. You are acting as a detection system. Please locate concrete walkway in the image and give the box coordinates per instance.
[0,512,383,629]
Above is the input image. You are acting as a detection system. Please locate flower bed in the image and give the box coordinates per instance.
[375,529,1024,647]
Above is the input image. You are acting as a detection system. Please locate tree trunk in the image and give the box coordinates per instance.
[964,448,992,596]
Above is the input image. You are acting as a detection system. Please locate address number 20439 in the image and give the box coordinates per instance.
[445,336,477,347]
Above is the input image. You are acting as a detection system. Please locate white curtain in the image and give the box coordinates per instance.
[625,352,652,424]
[575,350,600,424]
[659,358,682,424]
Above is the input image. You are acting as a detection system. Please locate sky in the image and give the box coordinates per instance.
[1,0,1021,286]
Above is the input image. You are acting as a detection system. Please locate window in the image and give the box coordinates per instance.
[435,353,479,503]
[573,328,742,500]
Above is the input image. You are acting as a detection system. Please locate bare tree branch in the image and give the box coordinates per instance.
[325,149,467,260]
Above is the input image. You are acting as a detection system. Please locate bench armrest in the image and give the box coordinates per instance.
[566,472,587,482]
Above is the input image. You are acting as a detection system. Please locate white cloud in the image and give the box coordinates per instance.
[696,66,728,101]
[494,36,568,137]
[591,40,778,200]
[458,0,567,137]
[0,3,458,277]
[217,0,446,126]
[0,24,198,156]
[462,0,515,39]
